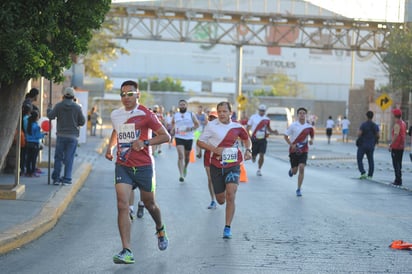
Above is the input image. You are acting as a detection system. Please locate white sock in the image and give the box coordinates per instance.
[129,205,134,212]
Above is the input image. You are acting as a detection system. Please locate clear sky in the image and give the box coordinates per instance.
[111,0,406,22]
[305,0,405,22]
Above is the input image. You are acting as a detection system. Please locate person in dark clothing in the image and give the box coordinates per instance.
[20,103,33,175]
[356,111,380,179]
[23,88,40,113]
[47,87,86,185]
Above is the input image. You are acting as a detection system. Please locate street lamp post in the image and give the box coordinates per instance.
[235,45,243,120]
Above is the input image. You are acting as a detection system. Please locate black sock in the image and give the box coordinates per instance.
[225,225,230,229]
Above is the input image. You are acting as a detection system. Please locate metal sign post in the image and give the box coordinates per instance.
[47,80,53,185]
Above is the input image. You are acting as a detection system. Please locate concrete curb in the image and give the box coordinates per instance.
[0,162,92,255]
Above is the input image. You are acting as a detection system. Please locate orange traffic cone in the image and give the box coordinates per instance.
[239,162,248,183]
[189,149,196,163]
[390,240,412,250]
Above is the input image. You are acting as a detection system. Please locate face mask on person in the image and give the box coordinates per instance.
[179,107,187,113]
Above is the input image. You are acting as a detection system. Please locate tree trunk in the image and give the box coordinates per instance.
[0,79,28,171]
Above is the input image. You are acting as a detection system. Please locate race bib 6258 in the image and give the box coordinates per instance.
[222,148,238,163]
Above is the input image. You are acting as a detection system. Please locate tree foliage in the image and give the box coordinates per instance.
[253,73,305,96]
[382,26,412,91]
[0,0,110,171]
[138,77,185,92]
[0,0,111,83]
[84,18,129,91]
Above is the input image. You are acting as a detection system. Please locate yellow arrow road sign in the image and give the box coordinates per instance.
[375,93,392,111]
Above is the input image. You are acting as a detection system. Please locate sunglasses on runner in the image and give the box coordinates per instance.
[120,90,137,97]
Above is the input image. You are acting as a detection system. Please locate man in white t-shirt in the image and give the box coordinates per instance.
[340,116,350,143]
[325,116,335,144]
[171,99,200,182]
[284,107,314,197]
[246,104,278,176]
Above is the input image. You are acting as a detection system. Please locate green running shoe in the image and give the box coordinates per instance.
[113,248,135,264]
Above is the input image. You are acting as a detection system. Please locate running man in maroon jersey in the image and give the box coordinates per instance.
[283,107,314,197]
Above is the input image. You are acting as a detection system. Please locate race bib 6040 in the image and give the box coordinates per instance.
[118,123,137,143]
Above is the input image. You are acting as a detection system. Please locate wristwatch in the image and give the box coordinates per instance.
[143,140,150,146]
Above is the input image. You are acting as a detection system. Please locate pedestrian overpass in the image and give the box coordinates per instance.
[106,1,405,113]
[108,1,403,53]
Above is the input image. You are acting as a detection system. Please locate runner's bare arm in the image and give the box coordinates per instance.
[267,123,279,135]
[284,134,291,145]
[105,129,118,161]
[196,140,223,156]
[246,124,252,136]
[309,129,314,145]
[191,112,200,130]
[131,125,171,151]
[242,137,252,160]
[151,125,171,145]
[170,116,176,135]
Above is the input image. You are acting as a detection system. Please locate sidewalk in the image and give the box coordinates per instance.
[0,132,109,254]
[0,131,410,255]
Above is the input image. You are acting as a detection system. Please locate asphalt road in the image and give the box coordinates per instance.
[0,138,411,273]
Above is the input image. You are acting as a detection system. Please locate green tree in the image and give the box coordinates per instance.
[382,26,412,92]
[84,18,129,91]
[253,73,304,96]
[138,77,184,92]
[0,0,110,170]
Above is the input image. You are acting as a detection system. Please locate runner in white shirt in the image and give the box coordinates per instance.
[284,107,315,197]
[197,102,252,239]
[171,99,200,182]
[246,104,278,176]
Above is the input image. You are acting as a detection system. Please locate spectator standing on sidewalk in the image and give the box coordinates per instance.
[246,104,278,176]
[89,106,100,136]
[23,88,40,113]
[25,110,46,177]
[20,102,32,175]
[340,116,350,143]
[197,101,252,239]
[388,108,406,186]
[283,107,314,197]
[105,80,170,264]
[325,116,335,144]
[47,87,86,185]
[356,111,379,180]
